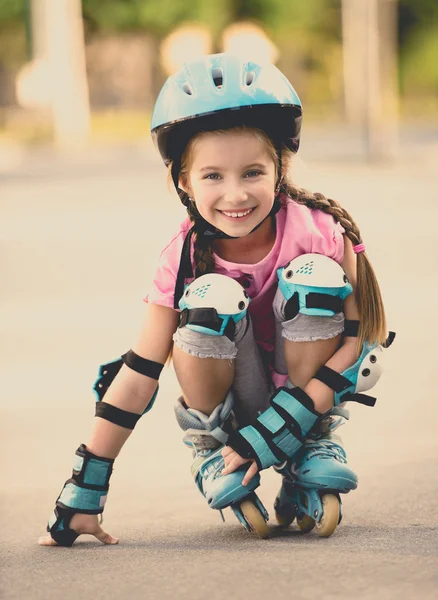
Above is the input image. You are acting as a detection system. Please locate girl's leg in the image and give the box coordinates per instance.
[172,314,270,512]
[273,286,344,400]
[172,316,269,424]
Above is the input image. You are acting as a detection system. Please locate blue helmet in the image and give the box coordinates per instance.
[151,52,302,166]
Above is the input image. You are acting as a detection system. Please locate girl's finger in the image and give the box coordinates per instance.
[38,534,58,546]
[242,461,259,486]
[221,446,234,458]
[94,526,119,545]
[223,451,237,466]
[222,456,246,475]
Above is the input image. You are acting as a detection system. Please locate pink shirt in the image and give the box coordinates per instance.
[144,196,345,370]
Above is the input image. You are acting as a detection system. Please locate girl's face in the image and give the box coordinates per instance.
[181,130,277,238]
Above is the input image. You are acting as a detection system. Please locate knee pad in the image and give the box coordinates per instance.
[277,253,352,319]
[314,323,396,407]
[178,274,250,340]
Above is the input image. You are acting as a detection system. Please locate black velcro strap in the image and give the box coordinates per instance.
[48,508,79,547]
[95,401,141,430]
[179,307,223,333]
[227,430,258,460]
[122,350,163,380]
[223,318,236,341]
[313,366,352,393]
[272,386,320,417]
[269,401,305,444]
[343,319,360,337]
[251,421,290,463]
[306,293,343,313]
[342,392,377,407]
[382,331,396,348]
[173,226,195,309]
[284,293,299,320]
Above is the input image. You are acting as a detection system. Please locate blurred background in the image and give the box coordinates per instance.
[1,4,438,598]
[0,0,437,157]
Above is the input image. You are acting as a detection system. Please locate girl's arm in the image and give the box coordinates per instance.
[87,303,179,459]
[39,304,179,547]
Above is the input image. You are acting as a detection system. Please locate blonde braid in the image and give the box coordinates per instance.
[285,184,387,349]
[185,200,216,277]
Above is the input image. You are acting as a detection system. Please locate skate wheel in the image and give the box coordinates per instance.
[275,511,295,528]
[296,514,315,533]
[240,500,270,539]
[315,494,340,538]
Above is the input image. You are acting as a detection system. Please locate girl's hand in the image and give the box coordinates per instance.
[221,446,259,486]
[38,513,119,546]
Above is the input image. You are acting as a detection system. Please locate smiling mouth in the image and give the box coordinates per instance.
[218,208,255,219]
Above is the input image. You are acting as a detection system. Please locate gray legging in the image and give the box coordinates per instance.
[173,285,345,426]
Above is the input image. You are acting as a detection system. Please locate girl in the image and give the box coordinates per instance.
[39,53,391,546]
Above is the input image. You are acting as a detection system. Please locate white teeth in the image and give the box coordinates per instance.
[221,208,253,218]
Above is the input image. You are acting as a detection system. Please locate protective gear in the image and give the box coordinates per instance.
[151,52,302,167]
[314,321,396,407]
[47,444,114,547]
[314,341,387,407]
[227,386,320,471]
[277,253,353,320]
[93,350,162,429]
[227,339,390,472]
[178,274,249,339]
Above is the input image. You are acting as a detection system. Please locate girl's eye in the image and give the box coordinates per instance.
[245,170,262,178]
[205,173,221,180]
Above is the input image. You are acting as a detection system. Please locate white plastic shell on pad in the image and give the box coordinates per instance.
[280,253,348,288]
[355,345,384,393]
[183,273,249,315]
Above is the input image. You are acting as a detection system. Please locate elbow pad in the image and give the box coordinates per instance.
[93,350,163,429]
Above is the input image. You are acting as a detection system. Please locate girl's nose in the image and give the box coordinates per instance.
[224,181,248,204]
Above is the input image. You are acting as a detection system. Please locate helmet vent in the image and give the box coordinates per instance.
[182,82,193,96]
[245,71,255,86]
[211,67,223,88]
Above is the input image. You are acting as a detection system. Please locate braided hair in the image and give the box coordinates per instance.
[283,183,387,349]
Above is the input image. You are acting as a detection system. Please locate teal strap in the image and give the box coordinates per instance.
[56,445,114,514]
[228,387,320,471]
[58,482,108,513]
[238,425,280,470]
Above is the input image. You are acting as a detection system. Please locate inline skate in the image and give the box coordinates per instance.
[274,411,357,537]
[176,395,270,538]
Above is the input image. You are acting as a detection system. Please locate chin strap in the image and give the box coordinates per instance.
[173,195,283,309]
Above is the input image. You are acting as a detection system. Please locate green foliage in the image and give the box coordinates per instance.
[399,1,438,99]
[82,0,232,36]
[1,0,437,107]
[255,0,340,39]
[0,0,27,23]
[401,25,438,94]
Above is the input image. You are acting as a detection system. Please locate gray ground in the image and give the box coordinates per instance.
[1,126,437,599]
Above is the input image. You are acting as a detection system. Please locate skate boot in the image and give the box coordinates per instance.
[274,411,357,537]
[175,394,270,538]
